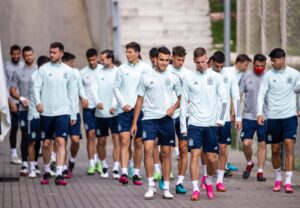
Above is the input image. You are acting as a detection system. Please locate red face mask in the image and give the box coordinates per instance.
[254,67,265,75]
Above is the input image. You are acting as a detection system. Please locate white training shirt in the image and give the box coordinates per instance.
[28,70,40,120]
[257,66,300,119]
[73,68,87,114]
[137,68,181,120]
[180,69,228,133]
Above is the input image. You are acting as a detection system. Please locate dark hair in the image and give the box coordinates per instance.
[269,48,286,59]
[50,42,64,51]
[172,46,187,57]
[235,54,251,63]
[193,47,206,58]
[212,51,225,63]
[125,42,141,53]
[22,46,33,54]
[10,45,21,54]
[62,52,76,62]
[149,47,158,58]
[114,59,122,67]
[100,49,115,63]
[156,46,171,57]
[253,53,267,63]
[86,48,98,58]
[37,55,51,68]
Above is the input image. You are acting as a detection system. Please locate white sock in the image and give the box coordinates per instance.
[285,171,293,185]
[163,181,170,190]
[113,162,120,171]
[257,168,263,173]
[63,165,68,171]
[148,177,155,187]
[217,170,225,183]
[202,165,207,176]
[30,161,35,170]
[101,160,108,168]
[89,159,95,167]
[51,152,56,161]
[45,164,51,173]
[192,181,199,192]
[133,168,140,176]
[129,159,134,168]
[94,154,99,162]
[11,148,17,157]
[154,163,161,173]
[22,161,28,167]
[247,160,253,165]
[174,147,179,156]
[56,165,63,176]
[274,168,282,181]
[122,168,128,175]
[70,157,76,163]
[205,175,213,185]
[176,175,184,185]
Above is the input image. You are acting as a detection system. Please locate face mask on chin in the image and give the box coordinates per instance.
[254,67,265,75]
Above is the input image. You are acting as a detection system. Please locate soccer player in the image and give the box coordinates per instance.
[34,42,77,185]
[95,49,120,179]
[180,47,227,200]
[114,42,152,185]
[80,48,103,175]
[258,48,299,193]
[240,53,268,181]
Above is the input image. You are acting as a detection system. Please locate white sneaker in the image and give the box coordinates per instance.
[11,156,22,164]
[50,170,56,177]
[163,189,174,199]
[145,186,156,200]
[112,170,120,180]
[101,172,109,178]
[35,166,41,175]
[28,169,37,178]
[19,166,29,176]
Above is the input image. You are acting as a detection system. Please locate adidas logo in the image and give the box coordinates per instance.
[227,138,231,142]
[97,129,101,135]
[20,120,25,127]
[194,81,198,85]
[118,124,121,131]
[62,132,67,137]
[214,146,218,150]
[142,131,147,139]
[189,139,194,147]
[31,131,36,139]
[268,134,272,141]
[85,124,89,130]
[41,131,45,138]
[169,140,175,144]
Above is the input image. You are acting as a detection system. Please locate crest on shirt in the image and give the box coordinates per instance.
[165,78,171,86]
[150,81,154,85]
[126,73,129,76]
[223,77,229,83]
[207,77,213,85]
[101,77,104,81]
[194,81,198,85]
[86,76,90,79]
[287,76,292,84]
[48,73,52,77]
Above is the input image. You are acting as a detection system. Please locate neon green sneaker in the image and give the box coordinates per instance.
[95,161,102,174]
[87,166,96,175]
[153,171,162,181]
[170,172,175,180]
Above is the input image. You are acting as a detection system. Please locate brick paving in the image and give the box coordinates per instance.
[0,137,299,208]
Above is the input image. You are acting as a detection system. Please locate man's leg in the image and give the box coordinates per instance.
[200,153,207,190]
[284,139,294,193]
[272,143,282,191]
[161,145,172,198]
[119,132,130,184]
[10,108,21,164]
[257,141,266,181]
[40,139,52,184]
[86,129,96,174]
[206,152,218,198]
[97,136,109,178]
[190,149,201,200]
[144,140,156,199]
[153,142,161,181]
[176,139,188,194]
[112,133,120,179]
[133,137,143,179]
[216,144,227,191]
[242,139,254,179]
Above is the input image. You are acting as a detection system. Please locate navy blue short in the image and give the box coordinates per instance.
[118,109,143,138]
[18,111,28,130]
[187,125,219,153]
[83,108,96,131]
[40,115,70,140]
[142,116,176,147]
[240,119,267,143]
[217,121,231,145]
[174,117,187,141]
[28,118,41,141]
[267,116,297,144]
[69,113,82,138]
[96,116,119,137]
[10,108,19,128]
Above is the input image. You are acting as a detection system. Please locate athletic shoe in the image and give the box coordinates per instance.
[216,183,226,192]
[55,175,68,186]
[87,166,96,175]
[205,184,215,199]
[153,171,162,181]
[28,169,37,178]
[112,170,120,180]
[11,156,22,164]
[35,165,41,175]
[159,177,164,190]
[68,160,75,172]
[257,172,266,182]
[119,174,128,185]
[200,176,207,190]
[63,169,72,179]
[224,168,233,177]
[50,161,56,172]
[19,166,29,176]
[170,172,175,180]
[273,180,282,192]
[101,168,109,178]
[50,170,56,177]
[95,161,102,174]
[163,189,174,199]
[226,163,238,171]
[145,186,156,200]
[133,175,143,185]
[284,184,293,193]
[191,190,200,201]
[128,166,134,179]
[176,183,187,194]
[242,163,254,179]
[40,172,51,185]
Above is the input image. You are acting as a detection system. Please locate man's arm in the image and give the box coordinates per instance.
[180,78,189,135]
[257,73,269,125]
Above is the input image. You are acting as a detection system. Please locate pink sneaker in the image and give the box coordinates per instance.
[273,180,282,192]
[40,172,51,185]
[200,176,207,190]
[191,190,200,201]
[284,184,293,193]
[216,183,226,192]
[205,184,215,199]
[119,174,128,185]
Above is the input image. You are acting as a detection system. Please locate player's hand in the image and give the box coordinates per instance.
[166,106,176,117]
[257,115,264,126]
[96,102,104,109]
[81,99,89,108]
[297,111,300,117]
[236,121,242,130]
[20,97,29,108]
[123,104,132,112]
[36,103,44,113]
[130,123,137,138]
[8,98,18,113]
[109,107,116,115]
[216,120,224,127]
[70,120,76,126]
